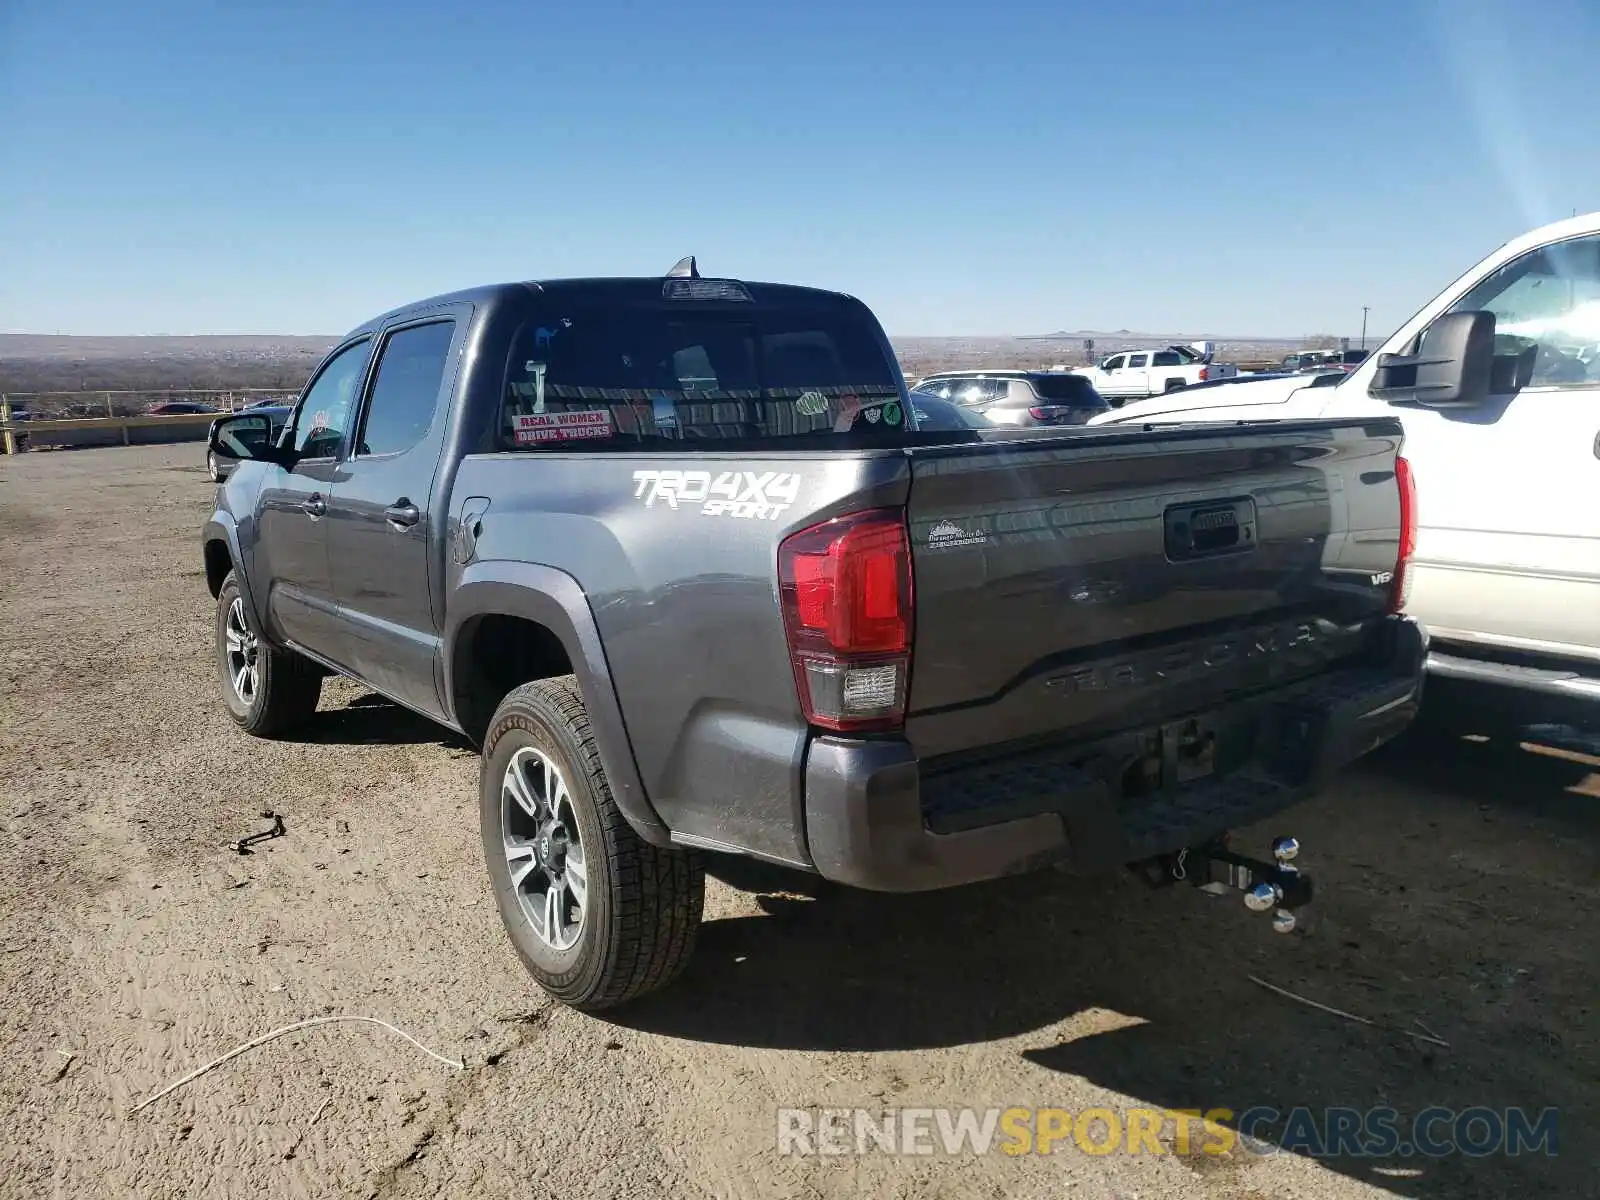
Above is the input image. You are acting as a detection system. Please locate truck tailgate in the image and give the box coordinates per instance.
[903,419,1406,759]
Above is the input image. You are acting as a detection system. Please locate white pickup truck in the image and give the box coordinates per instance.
[1090,211,1600,734]
[1073,342,1238,405]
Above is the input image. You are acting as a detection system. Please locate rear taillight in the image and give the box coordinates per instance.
[1389,456,1416,613]
[778,509,913,732]
[1198,365,1210,382]
[1028,405,1064,421]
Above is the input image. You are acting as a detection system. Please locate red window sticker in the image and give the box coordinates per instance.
[512,410,613,445]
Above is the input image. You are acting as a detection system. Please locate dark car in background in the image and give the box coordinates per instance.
[909,369,1109,427]
[207,404,291,481]
[906,389,993,431]
[148,401,222,416]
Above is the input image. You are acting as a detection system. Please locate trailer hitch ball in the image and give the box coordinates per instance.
[1244,881,1282,912]
[1272,836,1300,863]
[1271,909,1297,934]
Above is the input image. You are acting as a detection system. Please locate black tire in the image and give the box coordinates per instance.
[215,571,322,736]
[1163,378,1186,393]
[480,676,704,1011]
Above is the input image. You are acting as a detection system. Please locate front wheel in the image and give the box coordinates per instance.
[480,677,704,1010]
[215,572,322,736]
[207,450,222,482]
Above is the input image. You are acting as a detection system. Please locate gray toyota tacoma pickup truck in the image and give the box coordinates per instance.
[202,260,1426,1010]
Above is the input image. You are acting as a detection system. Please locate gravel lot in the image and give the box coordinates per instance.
[2,444,1595,1200]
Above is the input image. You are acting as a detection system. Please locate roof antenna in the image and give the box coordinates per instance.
[666,256,700,279]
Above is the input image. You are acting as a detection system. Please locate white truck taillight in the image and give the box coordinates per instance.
[778,509,913,732]
[1389,456,1417,614]
[1197,365,1211,382]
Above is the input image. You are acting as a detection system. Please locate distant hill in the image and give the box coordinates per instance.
[1,330,1386,402]
[0,334,338,394]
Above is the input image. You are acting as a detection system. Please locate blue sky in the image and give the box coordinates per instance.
[1,0,1596,338]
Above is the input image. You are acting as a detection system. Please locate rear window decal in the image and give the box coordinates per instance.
[533,320,571,350]
[512,410,612,445]
[520,362,548,412]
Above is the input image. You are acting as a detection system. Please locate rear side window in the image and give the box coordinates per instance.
[501,305,908,449]
[1152,351,1181,366]
[1028,374,1108,408]
[357,321,456,457]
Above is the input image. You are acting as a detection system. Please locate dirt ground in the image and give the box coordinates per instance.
[1,444,1595,1200]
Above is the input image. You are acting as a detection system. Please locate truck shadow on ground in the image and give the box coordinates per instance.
[283,693,474,751]
[615,730,1596,1199]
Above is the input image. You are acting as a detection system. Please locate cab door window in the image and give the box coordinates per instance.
[1448,233,1600,389]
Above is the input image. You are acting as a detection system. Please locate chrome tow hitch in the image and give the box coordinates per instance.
[1138,835,1313,933]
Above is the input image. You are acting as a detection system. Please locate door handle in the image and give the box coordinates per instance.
[384,499,420,528]
[302,493,326,518]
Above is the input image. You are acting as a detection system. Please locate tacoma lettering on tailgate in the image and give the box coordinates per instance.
[1044,619,1331,695]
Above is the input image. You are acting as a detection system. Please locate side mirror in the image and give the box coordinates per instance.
[208,413,288,465]
[1370,310,1495,408]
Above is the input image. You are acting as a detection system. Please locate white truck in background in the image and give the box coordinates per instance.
[1072,342,1238,405]
[1090,212,1600,738]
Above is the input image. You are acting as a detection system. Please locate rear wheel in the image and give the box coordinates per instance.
[1163,378,1186,393]
[207,450,222,482]
[215,572,322,736]
[480,677,704,1010]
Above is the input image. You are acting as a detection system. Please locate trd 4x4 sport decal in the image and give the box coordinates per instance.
[631,470,802,521]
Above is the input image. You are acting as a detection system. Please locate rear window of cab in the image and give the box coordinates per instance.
[500,305,932,450]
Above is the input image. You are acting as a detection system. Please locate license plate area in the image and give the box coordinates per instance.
[1167,717,1218,786]
[1122,716,1224,799]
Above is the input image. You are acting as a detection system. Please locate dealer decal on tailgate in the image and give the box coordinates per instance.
[513,410,612,445]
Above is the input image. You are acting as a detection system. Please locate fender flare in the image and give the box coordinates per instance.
[202,516,268,634]
[444,561,671,846]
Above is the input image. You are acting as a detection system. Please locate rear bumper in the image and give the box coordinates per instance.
[1426,648,1600,711]
[802,616,1426,892]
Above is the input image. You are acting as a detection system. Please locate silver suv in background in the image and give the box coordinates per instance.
[909,370,1109,427]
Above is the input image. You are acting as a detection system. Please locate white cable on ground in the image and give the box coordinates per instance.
[129,1015,466,1115]
[1248,975,1449,1048]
